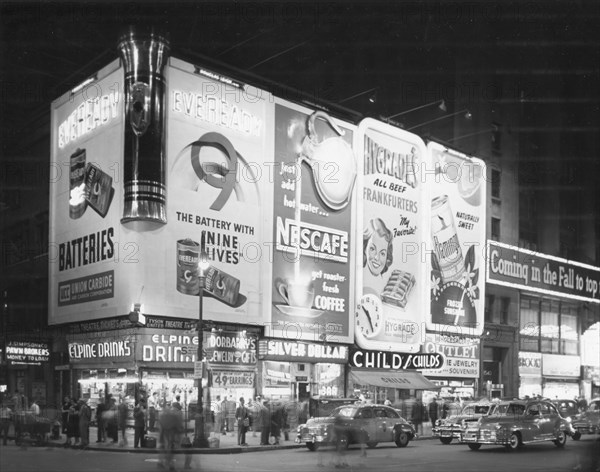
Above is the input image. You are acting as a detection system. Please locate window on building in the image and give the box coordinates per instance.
[520,297,540,351]
[491,217,501,241]
[560,307,579,355]
[485,295,495,323]
[540,300,560,354]
[491,169,501,199]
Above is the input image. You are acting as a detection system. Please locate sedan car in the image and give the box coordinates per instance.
[296,403,416,451]
[433,401,492,444]
[461,399,572,451]
[571,398,600,437]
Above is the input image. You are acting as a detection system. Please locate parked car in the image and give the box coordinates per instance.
[433,401,492,444]
[571,398,600,438]
[296,403,416,451]
[461,399,572,451]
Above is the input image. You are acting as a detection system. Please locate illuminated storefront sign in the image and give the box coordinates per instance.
[6,341,50,365]
[419,333,480,378]
[349,348,444,370]
[258,339,348,363]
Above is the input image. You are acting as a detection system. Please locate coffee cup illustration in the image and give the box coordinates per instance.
[277,278,315,309]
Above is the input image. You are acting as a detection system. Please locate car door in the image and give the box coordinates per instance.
[356,407,377,443]
[542,402,561,438]
[373,407,393,442]
[522,403,544,441]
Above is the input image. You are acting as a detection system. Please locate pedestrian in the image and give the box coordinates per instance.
[384,398,392,407]
[117,396,129,446]
[105,396,119,443]
[235,397,249,446]
[260,400,271,445]
[172,395,182,411]
[0,402,12,445]
[61,396,71,435]
[95,397,106,442]
[158,404,184,470]
[428,397,439,428]
[442,400,450,419]
[411,397,425,435]
[148,392,158,432]
[577,396,588,412]
[30,399,40,416]
[66,399,80,447]
[133,402,146,448]
[78,398,91,448]
[270,402,283,444]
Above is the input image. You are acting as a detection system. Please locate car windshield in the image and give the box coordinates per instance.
[494,403,525,416]
[331,407,358,418]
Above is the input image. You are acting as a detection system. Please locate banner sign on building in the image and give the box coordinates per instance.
[354,119,430,353]
[270,102,356,343]
[518,351,542,377]
[487,241,600,303]
[426,142,487,336]
[542,354,581,378]
[211,370,254,388]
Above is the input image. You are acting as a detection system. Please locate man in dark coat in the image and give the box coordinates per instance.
[428,397,439,428]
[95,398,106,442]
[260,400,271,445]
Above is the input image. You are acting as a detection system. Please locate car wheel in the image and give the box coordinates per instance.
[572,431,581,441]
[505,432,520,451]
[468,443,481,451]
[440,437,453,445]
[306,442,318,452]
[553,430,567,448]
[395,431,409,448]
[366,441,378,449]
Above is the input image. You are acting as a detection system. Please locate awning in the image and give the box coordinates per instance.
[351,369,440,390]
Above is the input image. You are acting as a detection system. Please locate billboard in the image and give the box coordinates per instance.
[426,142,487,336]
[353,119,430,352]
[49,60,126,325]
[136,58,274,325]
[269,102,357,343]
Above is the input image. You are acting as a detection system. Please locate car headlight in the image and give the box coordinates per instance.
[435,419,442,426]
[566,416,572,422]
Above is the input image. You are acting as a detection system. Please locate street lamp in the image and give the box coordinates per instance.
[194,232,210,448]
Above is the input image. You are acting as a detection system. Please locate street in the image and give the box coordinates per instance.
[1,437,599,472]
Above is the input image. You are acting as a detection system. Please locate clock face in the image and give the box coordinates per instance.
[356,294,382,339]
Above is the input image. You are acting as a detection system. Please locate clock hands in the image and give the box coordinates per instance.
[362,306,374,332]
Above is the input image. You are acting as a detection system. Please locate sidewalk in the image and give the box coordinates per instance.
[4,423,435,454]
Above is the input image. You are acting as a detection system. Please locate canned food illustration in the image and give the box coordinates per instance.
[204,266,240,306]
[431,195,464,283]
[176,239,200,295]
[69,148,87,219]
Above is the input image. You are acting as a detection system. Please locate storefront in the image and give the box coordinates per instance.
[348,348,441,404]
[2,341,51,407]
[542,353,581,399]
[257,339,348,401]
[518,351,542,398]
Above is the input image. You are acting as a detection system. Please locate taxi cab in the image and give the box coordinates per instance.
[296,403,416,451]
